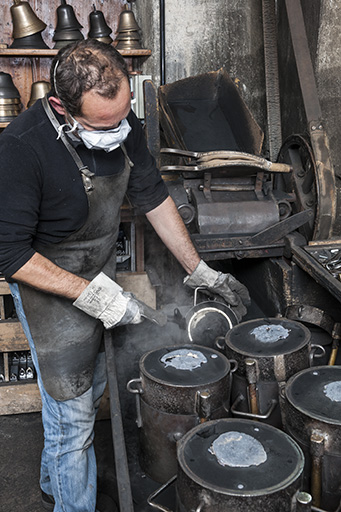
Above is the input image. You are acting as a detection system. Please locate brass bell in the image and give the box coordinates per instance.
[88,5,112,41]
[10,0,47,39]
[27,80,50,108]
[116,5,141,33]
[54,0,83,33]
[0,72,20,99]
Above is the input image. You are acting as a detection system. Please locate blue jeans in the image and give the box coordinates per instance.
[10,283,107,512]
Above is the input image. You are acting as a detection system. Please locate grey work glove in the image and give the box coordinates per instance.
[184,260,251,322]
[73,272,142,329]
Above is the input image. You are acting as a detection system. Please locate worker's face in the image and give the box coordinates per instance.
[72,77,132,131]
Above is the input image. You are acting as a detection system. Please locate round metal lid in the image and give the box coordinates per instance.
[225,317,310,357]
[285,366,341,425]
[177,418,304,496]
[140,345,230,386]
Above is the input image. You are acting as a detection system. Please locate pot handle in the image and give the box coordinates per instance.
[231,393,277,420]
[193,286,207,306]
[126,378,143,428]
[147,475,177,512]
[215,335,225,351]
[309,344,326,365]
[229,359,238,373]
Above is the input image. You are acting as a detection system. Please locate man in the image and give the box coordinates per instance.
[0,39,250,511]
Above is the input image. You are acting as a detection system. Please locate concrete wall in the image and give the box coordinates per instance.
[133,0,266,141]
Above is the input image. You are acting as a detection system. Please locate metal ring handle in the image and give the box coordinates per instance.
[147,475,177,512]
[215,335,225,351]
[231,394,278,419]
[228,359,238,373]
[310,344,326,359]
[126,378,143,394]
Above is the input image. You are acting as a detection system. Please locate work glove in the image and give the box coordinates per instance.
[184,260,251,322]
[73,272,168,329]
[73,272,142,329]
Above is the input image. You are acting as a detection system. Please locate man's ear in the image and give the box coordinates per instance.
[49,96,66,116]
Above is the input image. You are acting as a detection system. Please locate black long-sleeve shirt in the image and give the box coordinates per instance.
[0,98,168,279]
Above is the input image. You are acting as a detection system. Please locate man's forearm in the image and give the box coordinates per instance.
[146,196,200,275]
[11,252,89,300]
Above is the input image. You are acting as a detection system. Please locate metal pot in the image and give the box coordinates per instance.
[148,418,305,511]
[283,365,341,511]
[216,317,325,427]
[173,288,238,348]
[127,344,236,483]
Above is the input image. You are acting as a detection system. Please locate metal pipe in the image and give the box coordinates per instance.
[160,0,165,85]
[310,433,325,508]
[296,492,312,511]
[245,359,259,416]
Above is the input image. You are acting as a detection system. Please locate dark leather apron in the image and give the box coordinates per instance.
[17,97,133,401]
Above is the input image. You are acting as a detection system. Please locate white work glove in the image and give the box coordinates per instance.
[184,260,251,322]
[73,272,142,329]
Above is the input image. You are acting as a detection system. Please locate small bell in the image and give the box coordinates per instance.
[0,72,20,99]
[0,71,22,121]
[116,5,141,33]
[53,0,84,47]
[27,80,50,108]
[54,0,83,32]
[88,5,113,42]
[10,0,46,39]
[115,5,142,50]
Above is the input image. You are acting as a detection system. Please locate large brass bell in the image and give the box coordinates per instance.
[0,71,22,121]
[53,0,84,49]
[88,5,113,44]
[10,0,46,39]
[115,5,142,50]
[10,0,48,48]
[27,80,50,108]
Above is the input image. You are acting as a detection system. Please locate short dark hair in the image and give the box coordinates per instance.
[50,39,129,116]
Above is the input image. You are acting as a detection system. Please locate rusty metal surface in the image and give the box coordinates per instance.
[284,0,336,240]
[143,79,161,167]
[262,0,282,161]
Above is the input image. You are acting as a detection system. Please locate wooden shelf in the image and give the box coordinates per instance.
[0,48,152,57]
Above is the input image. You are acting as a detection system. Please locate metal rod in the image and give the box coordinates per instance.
[104,330,134,512]
[310,433,325,508]
[246,359,259,416]
[160,0,166,85]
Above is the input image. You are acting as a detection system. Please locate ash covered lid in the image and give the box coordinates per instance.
[226,317,310,357]
[177,418,304,495]
[286,366,341,425]
[140,345,230,386]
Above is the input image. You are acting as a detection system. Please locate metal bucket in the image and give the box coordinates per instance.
[127,344,235,483]
[283,365,341,511]
[148,418,305,511]
[216,317,324,427]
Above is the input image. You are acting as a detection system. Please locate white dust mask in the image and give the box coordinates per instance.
[77,118,131,152]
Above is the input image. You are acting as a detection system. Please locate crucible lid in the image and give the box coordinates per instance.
[140,345,230,387]
[285,366,341,425]
[225,317,310,357]
[177,418,304,496]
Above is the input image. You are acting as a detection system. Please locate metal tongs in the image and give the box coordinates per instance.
[160,147,292,174]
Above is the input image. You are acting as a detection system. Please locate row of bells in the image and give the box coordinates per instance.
[0,71,50,121]
[9,0,142,50]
